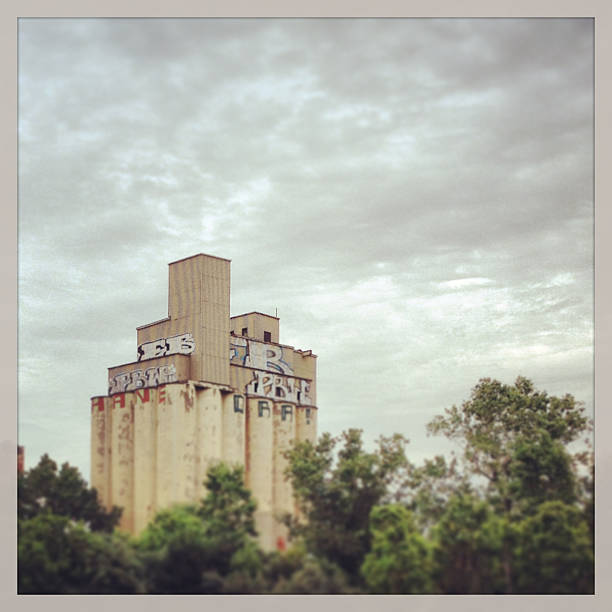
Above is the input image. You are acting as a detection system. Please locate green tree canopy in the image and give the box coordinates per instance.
[430,493,512,594]
[361,504,433,593]
[514,500,594,594]
[507,431,577,513]
[18,513,144,594]
[283,428,409,580]
[18,454,121,532]
[136,462,262,594]
[427,377,590,514]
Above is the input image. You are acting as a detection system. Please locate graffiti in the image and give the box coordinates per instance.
[91,397,105,412]
[230,337,293,374]
[245,370,312,405]
[258,400,271,417]
[109,365,177,395]
[281,404,293,421]
[138,332,195,361]
[233,394,244,413]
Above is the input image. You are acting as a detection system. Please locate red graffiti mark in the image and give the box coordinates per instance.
[92,397,105,412]
[112,394,125,409]
[158,385,166,404]
[136,388,150,403]
[276,536,286,552]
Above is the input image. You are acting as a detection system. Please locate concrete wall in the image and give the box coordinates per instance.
[91,253,318,550]
[92,382,252,535]
[137,254,231,386]
[230,312,280,343]
[108,354,191,395]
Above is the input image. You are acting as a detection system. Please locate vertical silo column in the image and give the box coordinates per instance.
[246,396,275,550]
[177,382,198,503]
[132,387,157,534]
[222,392,246,468]
[155,384,178,510]
[194,385,224,495]
[273,400,296,549]
[90,396,111,509]
[110,392,134,532]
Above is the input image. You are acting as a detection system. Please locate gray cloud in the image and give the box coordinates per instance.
[19,18,593,479]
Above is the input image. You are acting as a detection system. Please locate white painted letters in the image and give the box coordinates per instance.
[230,338,293,374]
[245,370,312,405]
[138,333,195,361]
[109,364,178,395]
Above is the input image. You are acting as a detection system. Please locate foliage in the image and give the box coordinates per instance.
[427,376,590,515]
[197,461,258,570]
[18,513,144,594]
[136,462,262,593]
[506,431,577,513]
[18,454,121,532]
[136,503,204,552]
[429,493,512,594]
[272,556,355,594]
[18,377,593,594]
[399,454,471,531]
[283,428,409,580]
[513,500,594,594]
[361,504,433,593]
[260,543,355,594]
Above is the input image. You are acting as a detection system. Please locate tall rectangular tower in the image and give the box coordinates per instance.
[90,254,317,549]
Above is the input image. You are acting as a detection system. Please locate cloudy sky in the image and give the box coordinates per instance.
[18,18,593,480]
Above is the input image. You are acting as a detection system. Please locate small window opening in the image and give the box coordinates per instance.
[306,407,311,424]
[264,331,272,342]
[241,327,248,336]
[233,395,244,413]
[275,386,284,397]
[282,404,293,421]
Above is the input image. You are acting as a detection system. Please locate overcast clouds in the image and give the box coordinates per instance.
[18,18,593,479]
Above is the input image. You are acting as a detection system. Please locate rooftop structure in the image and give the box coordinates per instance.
[90,254,317,549]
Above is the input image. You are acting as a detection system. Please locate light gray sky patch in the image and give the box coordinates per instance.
[18,17,593,479]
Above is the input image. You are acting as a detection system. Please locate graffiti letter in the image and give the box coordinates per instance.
[136,388,150,403]
[166,333,195,355]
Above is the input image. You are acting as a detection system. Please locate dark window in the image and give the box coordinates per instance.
[233,395,244,413]
[306,407,311,424]
[242,327,248,336]
[264,331,271,342]
[258,401,270,417]
[275,386,284,397]
[282,404,293,421]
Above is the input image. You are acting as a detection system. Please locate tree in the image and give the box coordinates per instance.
[429,493,511,594]
[197,461,258,570]
[399,454,470,532]
[361,504,433,593]
[427,377,590,515]
[507,431,577,513]
[136,462,262,594]
[18,454,121,532]
[513,500,594,594]
[284,429,409,581]
[18,513,144,594]
[427,377,593,593]
[271,556,355,594]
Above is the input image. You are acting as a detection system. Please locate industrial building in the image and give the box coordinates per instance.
[90,253,317,550]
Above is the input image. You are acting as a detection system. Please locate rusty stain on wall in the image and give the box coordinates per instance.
[91,254,318,549]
